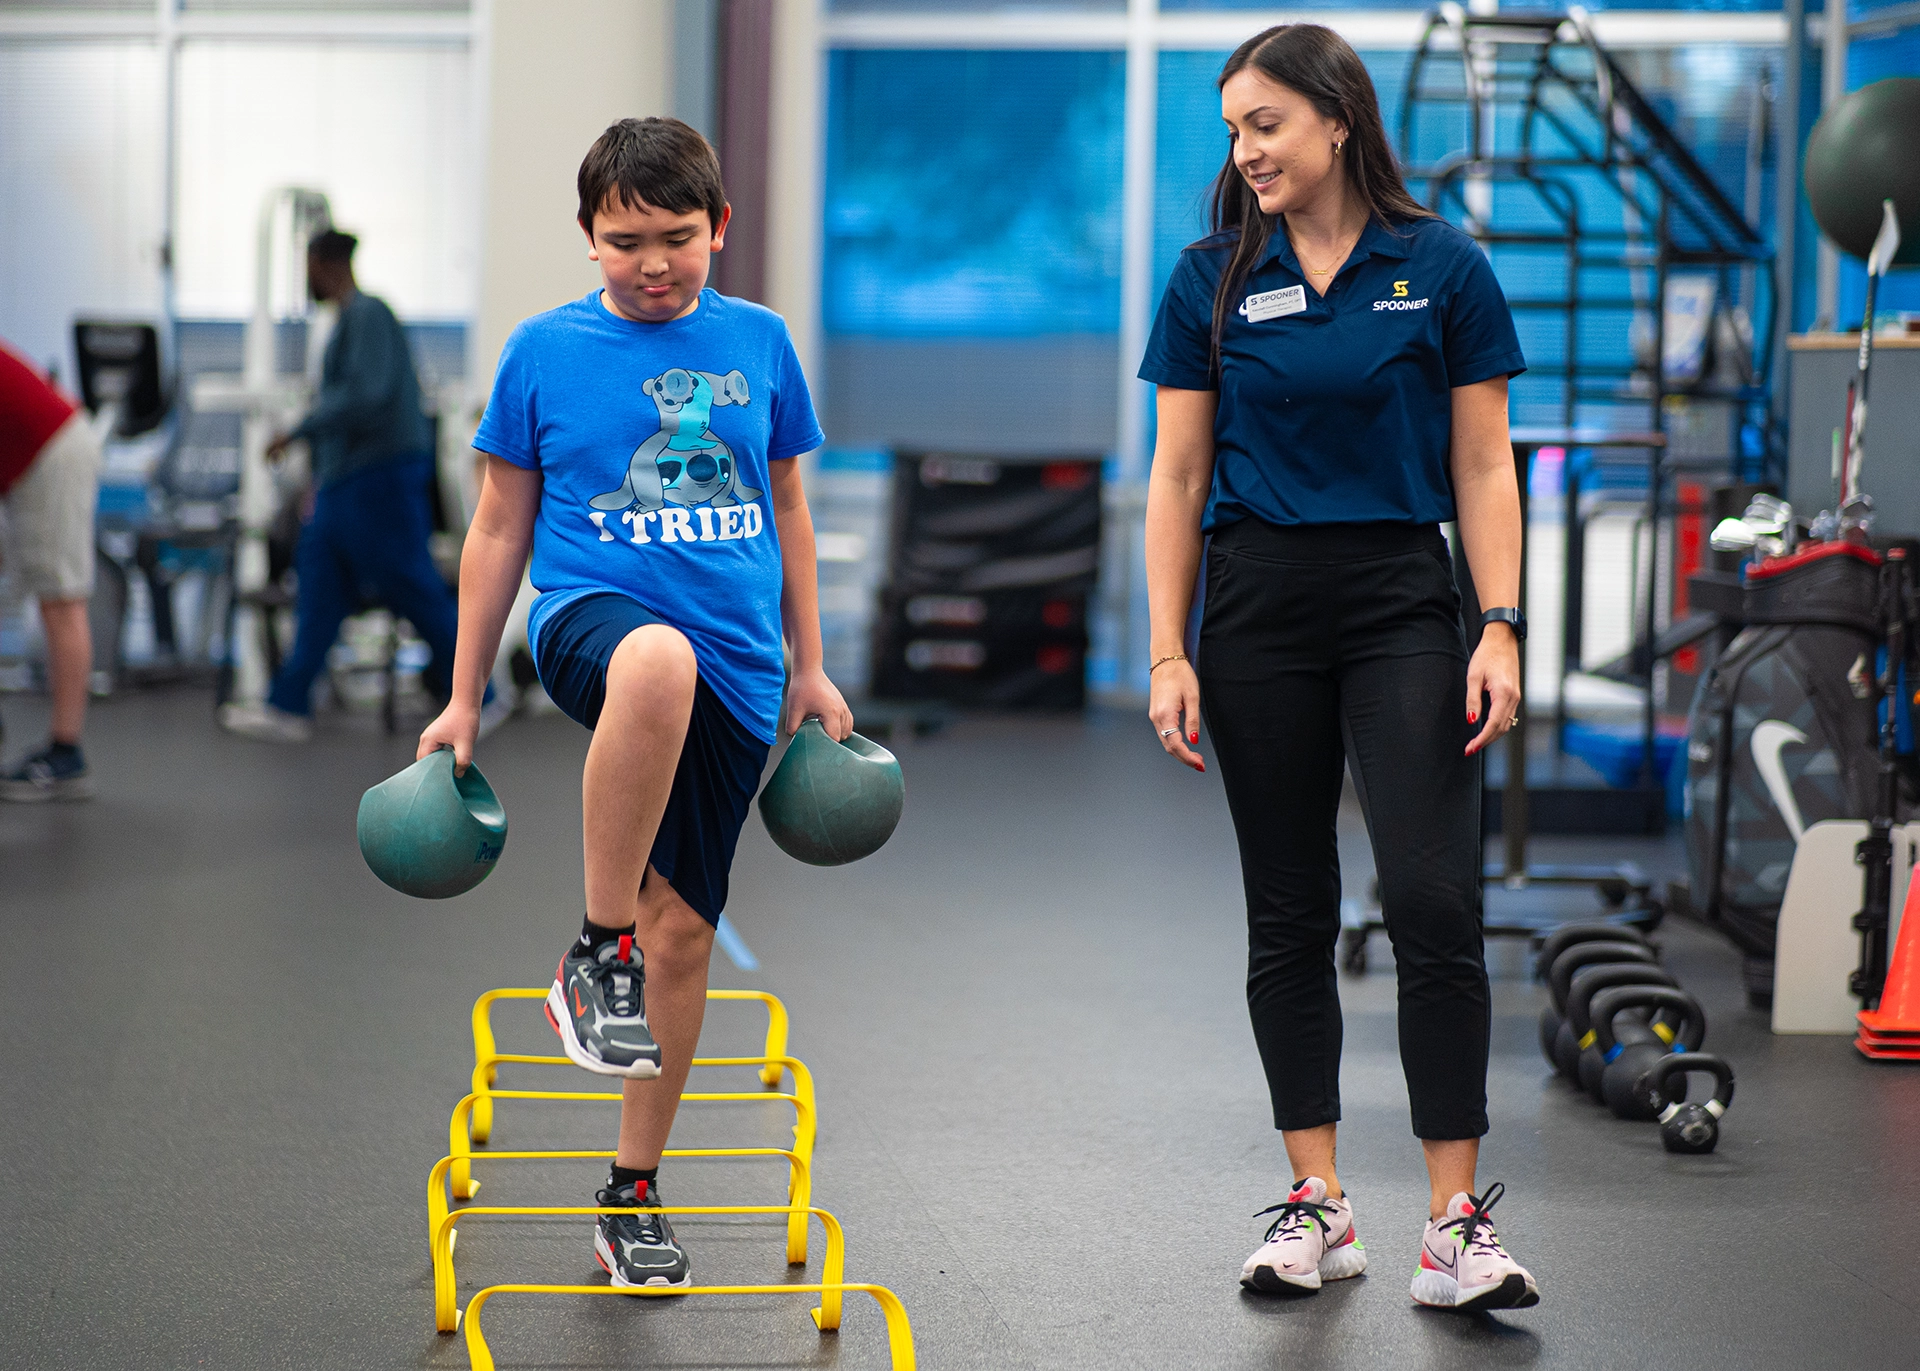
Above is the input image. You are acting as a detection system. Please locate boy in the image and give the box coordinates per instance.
[418,117,851,1288]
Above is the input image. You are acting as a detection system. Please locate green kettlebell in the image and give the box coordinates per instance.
[757,717,905,866]
[357,747,508,898]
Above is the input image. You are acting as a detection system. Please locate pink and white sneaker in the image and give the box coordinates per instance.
[1411,1183,1540,1311]
[1240,1177,1368,1294]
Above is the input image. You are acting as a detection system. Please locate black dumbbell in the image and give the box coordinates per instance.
[1644,1053,1735,1154]
[1562,963,1682,1093]
[1592,985,1708,1120]
[1534,924,1654,1067]
[1545,941,1661,1077]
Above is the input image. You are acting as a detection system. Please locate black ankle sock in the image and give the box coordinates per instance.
[579,913,635,955]
[609,1164,657,1191]
[47,741,80,760]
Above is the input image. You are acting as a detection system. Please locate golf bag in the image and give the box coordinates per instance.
[1685,545,1890,962]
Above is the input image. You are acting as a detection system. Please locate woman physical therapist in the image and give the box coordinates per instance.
[1142,26,1537,1312]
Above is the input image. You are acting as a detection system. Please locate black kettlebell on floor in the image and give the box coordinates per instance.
[1645,1053,1736,1154]
[1564,963,1682,1096]
[1592,986,1708,1120]
[1535,922,1652,979]
[1535,924,1654,1068]
[1546,941,1661,1078]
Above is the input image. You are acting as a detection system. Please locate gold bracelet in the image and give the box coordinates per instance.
[1150,652,1188,673]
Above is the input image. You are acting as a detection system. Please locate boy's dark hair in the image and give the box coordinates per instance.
[308,229,359,265]
[577,117,727,235]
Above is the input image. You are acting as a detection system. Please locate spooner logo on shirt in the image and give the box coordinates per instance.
[586,366,767,546]
[1375,282,1430,313]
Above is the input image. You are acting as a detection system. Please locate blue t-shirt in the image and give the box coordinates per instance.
[474,289,824,742]
[1139,216,1525,530]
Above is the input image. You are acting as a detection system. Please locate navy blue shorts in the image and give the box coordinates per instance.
[533,592,771,928]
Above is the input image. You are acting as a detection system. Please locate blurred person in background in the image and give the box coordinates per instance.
[220,229,495,742]
[0,340,102,801]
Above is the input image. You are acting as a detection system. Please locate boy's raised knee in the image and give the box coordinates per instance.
[607,623,697,700]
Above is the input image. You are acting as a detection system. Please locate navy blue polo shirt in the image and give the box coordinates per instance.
[1140,216,1525,530]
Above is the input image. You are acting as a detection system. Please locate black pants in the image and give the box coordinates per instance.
[1199,518,1490,1141]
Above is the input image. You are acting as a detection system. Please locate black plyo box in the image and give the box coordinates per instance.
[882,453,1101,596]
[869,623,1087,710]
[872,453,1102,709]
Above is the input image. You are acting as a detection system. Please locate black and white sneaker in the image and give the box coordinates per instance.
[545,932,663,1079]
[0,742,93,802]
[595,1177,691,1289]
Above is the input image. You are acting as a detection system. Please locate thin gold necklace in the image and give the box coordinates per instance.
[1292,227,1362,277]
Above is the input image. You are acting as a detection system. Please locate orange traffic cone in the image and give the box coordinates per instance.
[1858,877,1920,1060]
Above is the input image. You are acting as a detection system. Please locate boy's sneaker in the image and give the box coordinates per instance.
[218,701,312,743]
[594,1177,691,1289]
[0,742,92,802]
[1411,1182,1540,1311]
[1241,1177,1368,1294]
[545,932,663,1078]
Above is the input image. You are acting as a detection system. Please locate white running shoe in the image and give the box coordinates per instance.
[1410,1183,1540,1311]
[219,701,313,743]
[1241,1177,1368,1294]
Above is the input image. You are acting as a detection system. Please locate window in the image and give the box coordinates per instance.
[174,40,476,321]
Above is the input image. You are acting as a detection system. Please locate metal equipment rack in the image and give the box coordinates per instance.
[1403,5,1780,774]
[1398,4,1778,443]
[1337,8,1781,964]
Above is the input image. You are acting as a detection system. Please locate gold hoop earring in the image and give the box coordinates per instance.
[1334,140,1344,155]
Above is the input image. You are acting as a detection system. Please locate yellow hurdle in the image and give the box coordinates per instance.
[461,1279,916,1371]
[469,987,792,1140]
[430,1196,836,1334]
[441,985,903,1361]
[446,1088,816,1261]
[428,1136,810,1267]
[427,1147,812,1293]
[461,1054,817,1162]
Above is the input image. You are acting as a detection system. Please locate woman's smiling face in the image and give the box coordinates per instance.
[1220,67,1348,218]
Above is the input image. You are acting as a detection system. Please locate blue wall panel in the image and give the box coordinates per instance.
[824,48,1125,338]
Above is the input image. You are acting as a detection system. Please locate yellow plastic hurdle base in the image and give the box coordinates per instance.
[461,1281,916,1371]
[427,1147,813,1313]
[455,1056,818,1189]
[445,1084,817,1262]
[469,987,792,1143]
[440,984,916,1364]
[432,1203,858,1337]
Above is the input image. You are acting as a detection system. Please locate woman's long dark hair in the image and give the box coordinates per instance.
[1208,25,1434,363]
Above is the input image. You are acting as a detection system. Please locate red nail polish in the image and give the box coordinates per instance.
[1468,711,1477,723]
[1190,732,1199,744]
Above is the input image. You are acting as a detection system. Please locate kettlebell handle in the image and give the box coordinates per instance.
[1565,963,1680,1039]
[1548,940,1658,1012]
[1590,985,1706,1058]
[1535,922,1651,980]
[1648,1051,1736,1120]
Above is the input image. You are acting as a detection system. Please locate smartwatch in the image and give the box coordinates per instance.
[1480,607,1527,640]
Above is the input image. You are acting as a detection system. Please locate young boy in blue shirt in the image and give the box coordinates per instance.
[418,117,851,1288]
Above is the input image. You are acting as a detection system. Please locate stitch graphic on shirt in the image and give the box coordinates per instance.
[588,367,764,524]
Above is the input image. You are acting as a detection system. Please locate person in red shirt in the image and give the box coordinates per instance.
[0,340,102,800]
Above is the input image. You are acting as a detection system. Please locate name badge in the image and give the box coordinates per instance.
[1239,286,1306,322]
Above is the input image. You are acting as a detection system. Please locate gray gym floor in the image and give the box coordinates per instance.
[4,690,1918,1370]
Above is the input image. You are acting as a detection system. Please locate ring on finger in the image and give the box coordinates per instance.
[1160,727,1177,738]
